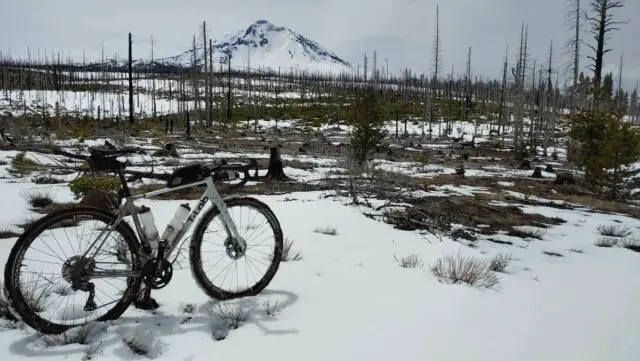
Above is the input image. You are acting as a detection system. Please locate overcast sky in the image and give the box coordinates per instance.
[2,0,639,90]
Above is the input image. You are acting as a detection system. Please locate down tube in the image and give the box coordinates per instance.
[165,190,211,256]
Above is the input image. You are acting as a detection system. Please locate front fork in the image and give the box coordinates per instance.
[205,179,247,253]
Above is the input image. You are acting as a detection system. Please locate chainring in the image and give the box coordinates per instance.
[141,258,173,289]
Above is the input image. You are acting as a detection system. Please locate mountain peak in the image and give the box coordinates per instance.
[155,20,351,74]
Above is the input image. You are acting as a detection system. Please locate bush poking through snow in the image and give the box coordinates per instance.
[17,216,41,230]
[111,239,130,264]
[430,253,499,288]
[21,278,52,313]
[621,237,640,253]
[0,225,20,239]
[542,251,564,257]
[263,300,284,317]
[594,237,618,247]
[32,176,65,185]
[209,301,253,331]
[281,238,303,262]
[52,284,74,296]
[394,254,424,268]
[38,322,107,347]
[82,341,104,361]
[11,152,43,175]
[314,226,338,236]
[596,223,631,238]
[488,253,512,273]
[508,226,545,240]
[22,188,54,208]
[0,282,17,322]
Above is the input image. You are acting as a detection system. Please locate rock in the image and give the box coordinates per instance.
[545,164,555,173]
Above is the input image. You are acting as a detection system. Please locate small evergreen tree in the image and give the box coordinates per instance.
[349,86,388,163]
[569,110,640,198]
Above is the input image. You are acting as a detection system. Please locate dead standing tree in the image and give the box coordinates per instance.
[584,0,628,104]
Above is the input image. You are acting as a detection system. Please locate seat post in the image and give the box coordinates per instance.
[117,167,132,198]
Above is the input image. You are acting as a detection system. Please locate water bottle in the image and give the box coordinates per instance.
[161,203,191,244]
[138,206,159,249]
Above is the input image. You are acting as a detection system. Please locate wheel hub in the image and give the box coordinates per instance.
[61,256,95,283]
[224,237,246,260]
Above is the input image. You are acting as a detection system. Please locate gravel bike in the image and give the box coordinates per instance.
[3,145,283,334]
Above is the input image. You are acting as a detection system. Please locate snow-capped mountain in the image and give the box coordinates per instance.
[155,20,352,74]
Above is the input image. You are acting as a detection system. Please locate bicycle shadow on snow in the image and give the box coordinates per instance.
[7,288,300,359]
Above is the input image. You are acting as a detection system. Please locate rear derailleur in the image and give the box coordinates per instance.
[62,256,97,312]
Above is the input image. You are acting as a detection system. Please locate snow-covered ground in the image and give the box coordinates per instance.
[1,145,639,361]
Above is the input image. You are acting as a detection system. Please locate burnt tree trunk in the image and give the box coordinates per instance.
[265,146,289,181]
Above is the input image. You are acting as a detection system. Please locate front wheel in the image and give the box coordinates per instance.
[190,197,283,300]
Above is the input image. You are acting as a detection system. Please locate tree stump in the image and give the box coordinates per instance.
[265,146,289,181]
[0,128,15,149]
[531,167,543,178]
[165,143,180,158]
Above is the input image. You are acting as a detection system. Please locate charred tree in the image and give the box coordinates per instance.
[265,146,289,181]
[128,32,134,126]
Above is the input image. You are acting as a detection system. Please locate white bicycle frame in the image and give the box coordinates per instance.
[82,175,245,268]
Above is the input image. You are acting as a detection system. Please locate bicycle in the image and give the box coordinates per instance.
[3,145,284,334]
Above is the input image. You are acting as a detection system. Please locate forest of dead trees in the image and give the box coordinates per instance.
[0,2,638,150]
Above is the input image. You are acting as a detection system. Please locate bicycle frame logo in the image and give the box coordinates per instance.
[187,196,209,223]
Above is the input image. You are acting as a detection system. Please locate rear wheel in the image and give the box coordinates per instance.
[3,207,142,334]
[190,197,283,300]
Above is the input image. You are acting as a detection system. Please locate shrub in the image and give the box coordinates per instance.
[82,341,103,361]
[209,301,253,331]
[596,223,631,238]
[0,226,20,239]
[281,238,303,262]
[22,277,52,312]
[69,175,121,200]
[394,254,424,268]
[488,253,512,272]
[431,252,499,288]
[38,322,107,347]
[542,250,564,257]
[621,237,640,252]
[508,226,545,240]
[594,237,618,247]
[11,152,42,175]
[32,176,65,184]
[22,188,54,208]
[0,281,17,321]
[263,300,284,317]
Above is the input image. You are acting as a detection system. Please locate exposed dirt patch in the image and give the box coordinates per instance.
[384,195,566,236]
